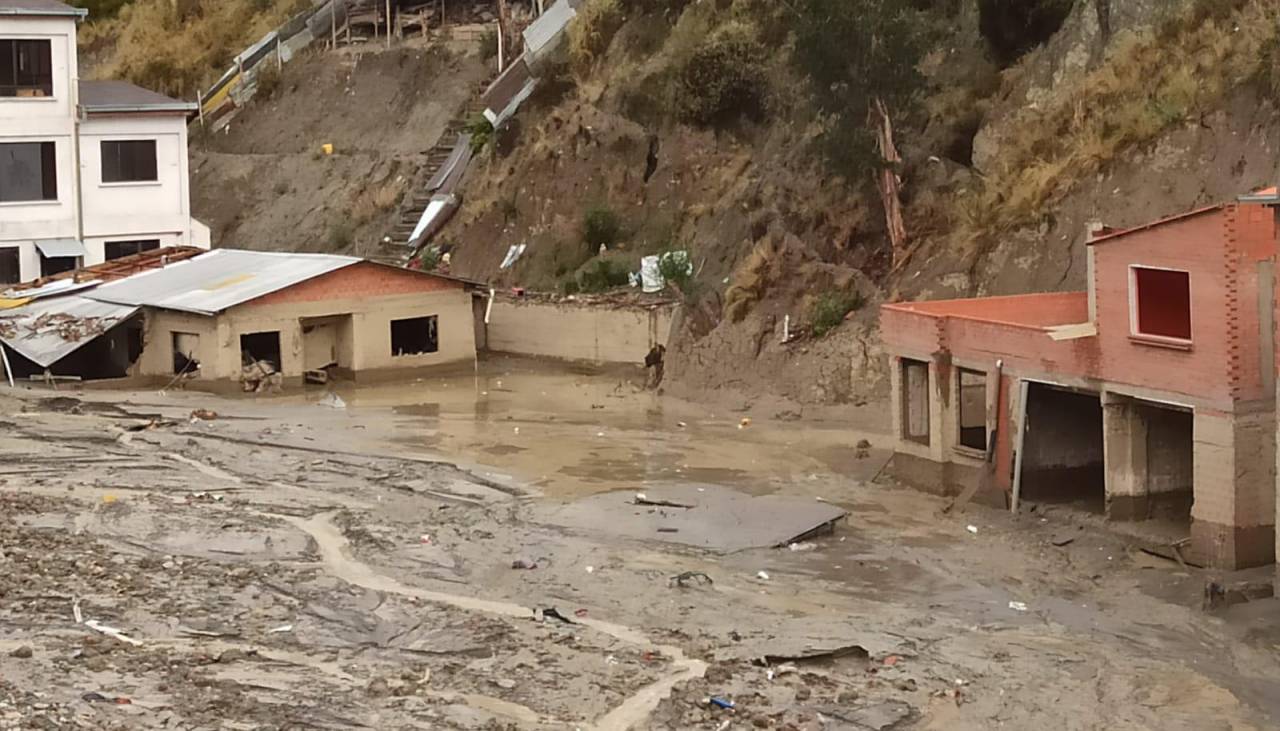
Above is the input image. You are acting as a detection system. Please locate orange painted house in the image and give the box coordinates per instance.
[880,191,1280,570]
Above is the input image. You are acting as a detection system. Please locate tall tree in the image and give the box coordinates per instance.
[793,0,929,266]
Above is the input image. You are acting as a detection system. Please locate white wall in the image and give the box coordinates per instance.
[0,16,79,246]
[79,114,193,249]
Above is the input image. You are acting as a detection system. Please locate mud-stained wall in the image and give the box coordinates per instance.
[486,299,677,364]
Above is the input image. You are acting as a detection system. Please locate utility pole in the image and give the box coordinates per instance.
[386,0,392,49]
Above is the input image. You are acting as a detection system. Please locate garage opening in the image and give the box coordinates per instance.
[901,358,930,445]
[1019,383,1105,513]
[957,368,988,451]
[240,331,282,370]
[1135,402,1194,530]
[391,315,438,356]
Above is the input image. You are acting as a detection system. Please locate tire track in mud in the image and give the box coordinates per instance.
[278,510,708,731]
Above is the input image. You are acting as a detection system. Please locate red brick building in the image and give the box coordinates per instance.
[880,192,1279,570]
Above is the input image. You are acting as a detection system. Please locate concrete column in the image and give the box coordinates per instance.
[1191,409,1277,569]
[1102,394,1148,520]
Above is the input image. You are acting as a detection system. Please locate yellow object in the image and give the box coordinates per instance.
[103,495,117,504]
[0,297,32,310]
[321,143,334,155]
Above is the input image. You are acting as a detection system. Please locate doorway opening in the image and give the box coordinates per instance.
[900,358,930,445]
[1019,383,1105,513]
[240,331,282,370]
[1135,401,1194,531]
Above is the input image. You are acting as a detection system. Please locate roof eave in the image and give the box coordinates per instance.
[83,104,199,115]
[0,7,87,18]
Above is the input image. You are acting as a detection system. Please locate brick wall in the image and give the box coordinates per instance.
[243,262,462,307]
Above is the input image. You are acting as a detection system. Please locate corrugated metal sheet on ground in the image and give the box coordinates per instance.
[0,295,138,367]
[425,134,473,195]
[87,249,359,316]
[407,194,460,248]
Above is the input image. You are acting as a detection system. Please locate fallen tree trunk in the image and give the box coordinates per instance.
[872,97,907,266]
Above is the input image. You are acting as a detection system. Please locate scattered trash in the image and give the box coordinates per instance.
[81,692,130,705]
[1051,536,1076,547]
[574,608,589,618]
[755,643,869,666]
[709,697,736,710]
[102,494,117,504]
[187,492,224,503]
[656,527,679,533]
[420,534,433,545]
[882,655,902,666]
[493,678,517,690]
[668,571,713,588]
[585,565,595,574]
[321,143,334,155]
[677,421,687,428]
[267,624,294,634]
[788,542,817,552]
[1008,601,1028,612]
[738,417,752,429]
[633,493,694,509]
[966,525,979,534]
[83,620,142,647]
[756,571,770,581]
[189,408,218,421]
[317,392,346,409]
[500,243,528,270]
[539,608,574,624]
[511,559,537,570]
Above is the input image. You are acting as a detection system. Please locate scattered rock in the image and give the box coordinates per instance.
[9,646,31,659]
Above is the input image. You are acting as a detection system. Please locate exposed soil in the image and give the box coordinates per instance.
[0,358,1278,729]
[190,43,487,257]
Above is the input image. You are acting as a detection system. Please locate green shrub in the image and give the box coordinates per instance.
[581,204,624,251]
[568,0,624,74]
[656,249,692,291]
[673,24,768,126]
[810,290,865,337]
[465,115,495,154]
[578,258,632,293]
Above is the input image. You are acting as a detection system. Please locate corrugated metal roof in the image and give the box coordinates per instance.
[87,249,360,315]
[0,1,86,17]
[2,278,100,302]
[35,239,86,258]
[0,295,138,367]
[79,80,197,114]
[523,0,575,59]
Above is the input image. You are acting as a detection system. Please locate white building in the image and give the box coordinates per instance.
[0,0,208,284]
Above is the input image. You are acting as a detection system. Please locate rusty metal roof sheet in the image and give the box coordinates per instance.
[87,249,361,316]
[0,295,138,367]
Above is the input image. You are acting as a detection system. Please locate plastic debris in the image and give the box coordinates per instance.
[738,417,752,429]
[668,571,713,588]
[317,392,346,409]
[511,559,537,570]
[1008,601,1028,612]
[788,542,817,552]
[500,243,528,270]
[574,608,589,618]
[585,565,595,574]
[756,571,770,581]
[966,525,979,534]
[84,620,142,647]
[709,697,736,710]
[539,608,574,624]
[268,624,294,634]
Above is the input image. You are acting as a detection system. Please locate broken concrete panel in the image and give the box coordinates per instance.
[486,298,676,365]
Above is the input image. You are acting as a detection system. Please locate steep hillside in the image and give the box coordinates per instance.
[440,0,1280,405]
[191,45,487,254]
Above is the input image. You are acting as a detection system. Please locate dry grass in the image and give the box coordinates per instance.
[567,0,624,75]
[79,0,310,99]
[723,237,778,323]
[947,0,1280,251]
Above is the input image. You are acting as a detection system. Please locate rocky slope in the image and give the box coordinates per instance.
[440,0,1279,406]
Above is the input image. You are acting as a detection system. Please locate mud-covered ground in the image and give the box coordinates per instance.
[1,357,1278,730]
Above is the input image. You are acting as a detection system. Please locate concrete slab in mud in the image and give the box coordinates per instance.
[536,484,847,553]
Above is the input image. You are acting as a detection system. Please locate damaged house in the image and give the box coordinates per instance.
[880,190,1280,571]
[0,247,483,386]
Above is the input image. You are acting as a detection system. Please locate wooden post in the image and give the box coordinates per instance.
[330,0,337,49]
[496,18,504,72]
[345,0,351,44]
[196,91,205,129]
[385,0,392,48]
[276,35,282,71]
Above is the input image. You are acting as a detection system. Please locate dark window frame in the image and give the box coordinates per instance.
[0,141,57,203]
[0,39,53,98]
[0,247,18,285]
[104,239,161,261]
[101,140,158,184]
[390,315,440,357]
[1130,265,1192,343]
[956,367,989,452]
[901,358,931,446]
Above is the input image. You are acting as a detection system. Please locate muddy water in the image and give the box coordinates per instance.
[299,357,890,498]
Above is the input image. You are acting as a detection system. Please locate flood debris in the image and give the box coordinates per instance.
[83,619,143,646]
[668,571,713,588]
[240,360,283,393]
[538,608,574,625]
[633,492,693,509]
[755,643,869,667]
